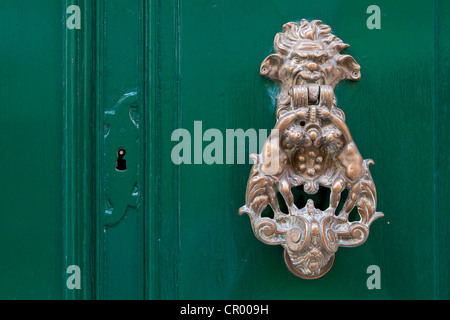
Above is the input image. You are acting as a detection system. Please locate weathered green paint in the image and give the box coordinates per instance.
[0,0,448,300]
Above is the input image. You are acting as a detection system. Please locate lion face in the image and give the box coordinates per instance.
[260,20,361,90]
[286,40,330,87]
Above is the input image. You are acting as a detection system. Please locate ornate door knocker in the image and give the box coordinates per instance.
[239,19,383,279]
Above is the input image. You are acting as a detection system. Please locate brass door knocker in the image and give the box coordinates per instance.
[239,19,383,279]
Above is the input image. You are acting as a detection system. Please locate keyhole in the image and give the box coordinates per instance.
[116,148,127,171]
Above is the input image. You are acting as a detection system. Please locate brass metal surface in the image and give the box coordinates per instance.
[239,19,383,279]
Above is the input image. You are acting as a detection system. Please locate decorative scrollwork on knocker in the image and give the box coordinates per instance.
[239,19,384,279]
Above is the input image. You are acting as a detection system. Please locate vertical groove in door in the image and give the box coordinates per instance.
[174,0,182,300]
[62,0,95,300]
[94,0,105,299]
[433,0,439,300]
[145,0,182,299]
[144,0,159,300]
[435,0,450,300]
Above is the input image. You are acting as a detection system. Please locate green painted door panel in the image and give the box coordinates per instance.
[155,0,448,300]
[0,0,448,300]
[0,0,64,299]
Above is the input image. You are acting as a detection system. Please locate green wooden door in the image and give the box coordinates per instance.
[0,0,449,300]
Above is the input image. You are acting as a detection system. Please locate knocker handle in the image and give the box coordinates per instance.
[289,85,334,109]
[319,85,334,109]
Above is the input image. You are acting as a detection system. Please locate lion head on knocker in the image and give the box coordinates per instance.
[260,19,361,118]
